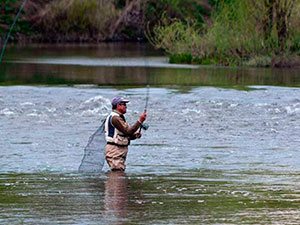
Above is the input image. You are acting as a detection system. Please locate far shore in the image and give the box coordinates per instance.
[1,40,300,69]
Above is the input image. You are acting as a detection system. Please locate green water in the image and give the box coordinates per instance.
[1,170,299,224]
[0,43,299,88]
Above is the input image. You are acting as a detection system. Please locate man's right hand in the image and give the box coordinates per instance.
[139,112,147,123]
[135,132,142,139]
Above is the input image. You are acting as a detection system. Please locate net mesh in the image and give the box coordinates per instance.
[78,121,106,173]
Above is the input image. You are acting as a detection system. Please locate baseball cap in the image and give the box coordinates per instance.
[111,96,130,106]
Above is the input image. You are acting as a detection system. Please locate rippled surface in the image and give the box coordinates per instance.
[1,85,299,224]
[1,42,300,224]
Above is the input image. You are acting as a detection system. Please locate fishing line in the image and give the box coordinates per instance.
[144,84,150,112]
[0,0,28,63]
[143,52,150,113]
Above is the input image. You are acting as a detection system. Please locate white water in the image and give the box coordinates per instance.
[1,85,299,179]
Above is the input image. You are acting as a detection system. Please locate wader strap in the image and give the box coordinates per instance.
[107,142,128,147]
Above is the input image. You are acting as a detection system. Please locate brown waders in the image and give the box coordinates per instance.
[105,144,128,171]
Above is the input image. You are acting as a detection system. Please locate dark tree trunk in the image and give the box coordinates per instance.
[263,0,275,40]
[275,0,295,53]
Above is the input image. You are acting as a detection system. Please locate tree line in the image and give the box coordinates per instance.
[1,0,299,67]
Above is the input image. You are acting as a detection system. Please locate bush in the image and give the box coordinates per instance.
[0,0,32,43]
[148,19,202,55]
[149,0,300,66]
[169,53,192,64]
[244,56,272,67]
[37,0,118,42]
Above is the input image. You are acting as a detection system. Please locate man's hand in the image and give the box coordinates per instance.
[139,112,147,123]
[135,132,142,139]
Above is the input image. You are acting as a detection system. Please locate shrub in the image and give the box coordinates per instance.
[149,0,300,66]
[0,0,32,42]
[37,0,118,42]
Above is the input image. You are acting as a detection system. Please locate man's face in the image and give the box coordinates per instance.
[116,102,127,114]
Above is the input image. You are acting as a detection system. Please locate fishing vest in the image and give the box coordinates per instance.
[104,111,129,146]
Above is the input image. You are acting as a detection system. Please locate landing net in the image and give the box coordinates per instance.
[78,120,106,173]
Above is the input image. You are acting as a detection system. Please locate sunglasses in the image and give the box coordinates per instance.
[118,103,127,106]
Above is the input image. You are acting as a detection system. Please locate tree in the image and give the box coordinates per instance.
[261,0,296,53]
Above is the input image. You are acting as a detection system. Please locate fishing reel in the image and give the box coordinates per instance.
[140,123,149,130]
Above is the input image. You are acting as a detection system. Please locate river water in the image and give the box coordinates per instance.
[0,43,300,224]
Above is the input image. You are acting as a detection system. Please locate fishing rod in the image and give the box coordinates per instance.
[0,0,28,63]
[139,54,151,131]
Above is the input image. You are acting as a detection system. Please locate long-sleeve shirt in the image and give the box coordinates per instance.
[111,112,141,139]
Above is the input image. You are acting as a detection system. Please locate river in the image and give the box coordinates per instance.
[0,43,299,224]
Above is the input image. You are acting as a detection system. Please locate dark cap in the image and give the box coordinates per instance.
[111,96,129,106]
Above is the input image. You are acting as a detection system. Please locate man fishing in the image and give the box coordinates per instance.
[104,96,147,171]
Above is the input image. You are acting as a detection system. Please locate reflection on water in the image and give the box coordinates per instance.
[0,43,299,87]
[11,56,199,68]
[0,171,299,224]
[1,62,300,88]
[104,172,129,223]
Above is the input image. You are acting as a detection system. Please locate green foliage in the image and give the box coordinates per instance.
[204,0,300,63]
[148,19,202,56]
[206,0,262,57]
[1,0,299,66]
[244,56,272,68]
[290,34,300,54]
[114,0,126,9]
[150,0,300,66]
[145,0,210,30]
[0,0,31,41]
[169,53,193,64]
[208,0,235,12]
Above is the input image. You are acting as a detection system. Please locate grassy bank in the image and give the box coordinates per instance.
[150,0,300,67]
[1,0,299,67]
[0,0,145,43]
[0,0,212,43]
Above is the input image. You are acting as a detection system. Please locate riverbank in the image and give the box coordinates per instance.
[1,43,299,87]
[1,0,299,68]
[168,53,300,68]
[149,1,300,68]
[2,40,300,69]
